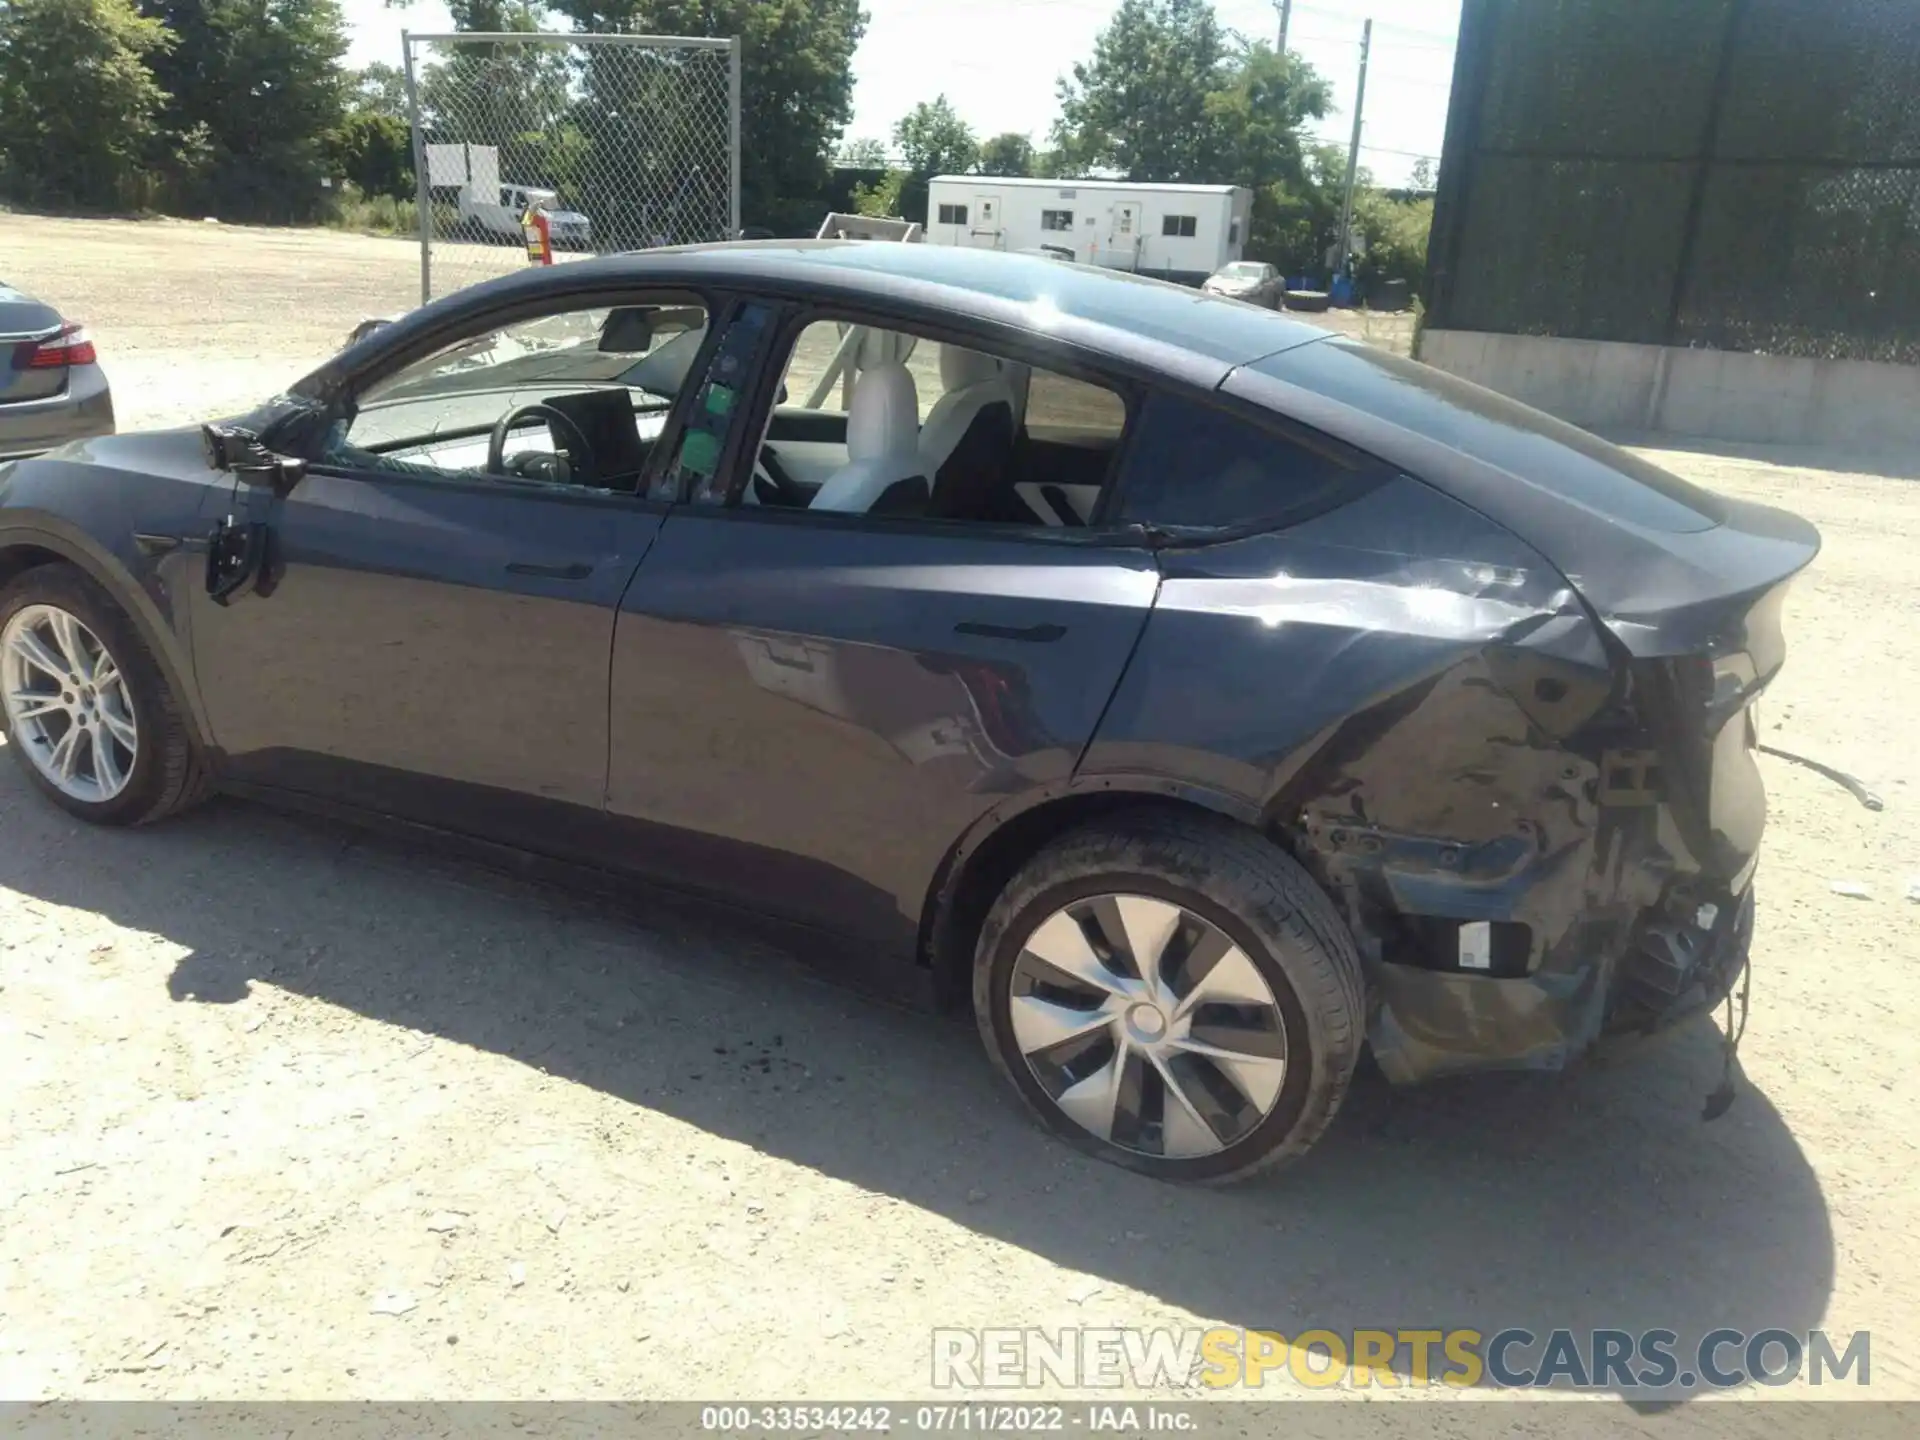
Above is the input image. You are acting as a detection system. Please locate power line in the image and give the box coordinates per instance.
[1367,68,1455,88]
[1289,1,1458,47]
[1287,27,1367,46]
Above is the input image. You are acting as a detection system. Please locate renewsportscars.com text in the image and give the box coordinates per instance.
[930,1326,1872,1391]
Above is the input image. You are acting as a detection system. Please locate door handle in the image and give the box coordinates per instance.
[955,621,1066,643]
[506,561,593,580]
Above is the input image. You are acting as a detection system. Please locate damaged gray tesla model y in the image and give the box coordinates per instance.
[0,243,1816,1181]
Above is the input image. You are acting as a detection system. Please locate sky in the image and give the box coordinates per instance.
[343,0,1460,187]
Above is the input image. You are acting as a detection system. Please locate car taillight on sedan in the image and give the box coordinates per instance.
[15,324,96,369]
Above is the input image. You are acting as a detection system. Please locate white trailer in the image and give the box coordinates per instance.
[923,176,1253,285]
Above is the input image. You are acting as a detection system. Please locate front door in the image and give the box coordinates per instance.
[190,298,707,854]
[194,476,664,849]
[970,193,1004,249]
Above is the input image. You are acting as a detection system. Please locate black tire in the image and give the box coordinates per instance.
[973,809,1365,1184]
[0,563,209,826]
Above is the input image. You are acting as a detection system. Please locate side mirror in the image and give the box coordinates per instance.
[202,422,305,495]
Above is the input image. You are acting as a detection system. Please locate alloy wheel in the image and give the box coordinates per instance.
[1007,893,1290,1159]
[1,603,140,803]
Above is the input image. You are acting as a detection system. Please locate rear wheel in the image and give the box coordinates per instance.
[973,811,1365,1183]
[0,564,207,826]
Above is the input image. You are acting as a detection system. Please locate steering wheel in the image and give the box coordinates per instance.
[487,403,596,481]
[754,444,809,508]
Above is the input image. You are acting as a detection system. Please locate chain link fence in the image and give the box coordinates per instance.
[401,31,740,303]
[1427,0,1920,363]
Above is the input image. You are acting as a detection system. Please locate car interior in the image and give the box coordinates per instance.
[747,319,1130,527]
[327,303,713,493]
[324,303,1131,527]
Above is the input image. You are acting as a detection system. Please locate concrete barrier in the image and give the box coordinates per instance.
[1420,330,1920,454]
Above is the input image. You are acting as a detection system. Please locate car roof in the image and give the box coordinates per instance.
[348,242,1336,392]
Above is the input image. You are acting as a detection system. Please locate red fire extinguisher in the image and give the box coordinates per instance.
[521,203,553,266]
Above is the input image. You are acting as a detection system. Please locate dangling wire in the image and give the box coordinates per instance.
[1702,953,1753,1122]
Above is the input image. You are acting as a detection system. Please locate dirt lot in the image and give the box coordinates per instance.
[2,217,1918,1410]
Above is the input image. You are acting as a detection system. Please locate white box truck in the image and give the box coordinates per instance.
[425,142,592,248]
[923,176,1253,285]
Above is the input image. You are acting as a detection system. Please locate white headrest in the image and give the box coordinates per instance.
[846,363,920,462]
[940,345,1003,392]
[856,328,918,369]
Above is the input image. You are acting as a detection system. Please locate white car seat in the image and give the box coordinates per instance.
[806,363,929,514]
[920,345,1017,476]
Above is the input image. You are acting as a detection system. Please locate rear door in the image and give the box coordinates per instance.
[604,305,1161,953]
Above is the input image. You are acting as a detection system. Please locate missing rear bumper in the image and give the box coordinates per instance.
[1365,886,1755,1086]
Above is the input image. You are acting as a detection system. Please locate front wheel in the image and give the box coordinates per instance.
[973,811,1365,1183]
[0,564,208,826]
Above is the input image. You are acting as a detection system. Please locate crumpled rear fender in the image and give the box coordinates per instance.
[1079,475,1719,1083]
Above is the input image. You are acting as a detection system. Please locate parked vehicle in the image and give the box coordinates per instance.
[459,184,592,249]
[1202,260,1282,308]
[0,243,1815,1182]
[1,283,113,460]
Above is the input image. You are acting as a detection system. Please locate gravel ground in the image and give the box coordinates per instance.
[1,217,1917,1410]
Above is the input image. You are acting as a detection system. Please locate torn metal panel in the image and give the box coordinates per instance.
[1083,466,1785,1084]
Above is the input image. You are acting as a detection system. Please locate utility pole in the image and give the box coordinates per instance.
[1335,18,1372,282]
[1277,0,1292,51]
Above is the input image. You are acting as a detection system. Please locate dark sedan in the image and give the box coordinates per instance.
[1,282,114,460]
[0,243,1816,1182]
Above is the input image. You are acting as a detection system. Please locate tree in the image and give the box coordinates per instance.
[1353,191,1434,289]
[1049,3,1348,275]
[977,132,1036,178]
[350,61,409,120]
[840,137,889,169]
[1030,148,1073,179]
[1409,156,1435,191]
[1202,43,1329,191]
[849,170,905,219]
[545,1,867,233]
[894,96,978,178]
[1051,0,1230,182]
[892,94,976,222]
[0,0,172,211]
[141,1,350,224]
[329,111,414,200]
[413,5,574,159]
[1202,40,1332,272]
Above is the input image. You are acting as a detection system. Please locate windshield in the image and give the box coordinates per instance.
[1219,263,1263,279]
[363,308,699,410]
[346,305,708,457]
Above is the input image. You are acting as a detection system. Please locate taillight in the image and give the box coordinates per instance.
[15,324,96,370]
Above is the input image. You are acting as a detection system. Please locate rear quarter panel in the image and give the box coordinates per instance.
[1079,475,1676,1082]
